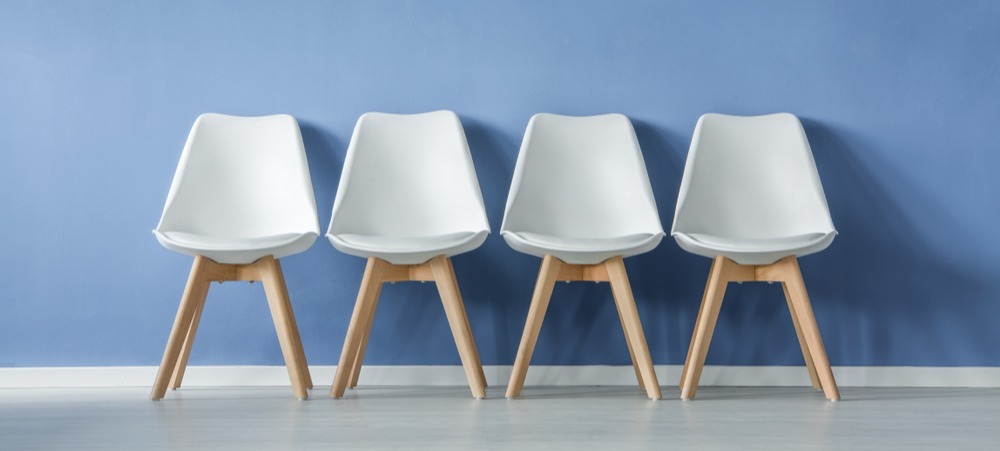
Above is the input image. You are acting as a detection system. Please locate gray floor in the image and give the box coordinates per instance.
[1,386,997,450]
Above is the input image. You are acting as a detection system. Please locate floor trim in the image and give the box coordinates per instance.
[1,365,999,389]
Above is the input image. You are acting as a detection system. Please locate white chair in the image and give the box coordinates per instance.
[502,113,664,400]
[151,113,319,400]
[327,110,490,399]
[673,112,840,401]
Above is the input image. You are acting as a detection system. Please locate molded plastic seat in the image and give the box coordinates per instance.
[674,232,835,266]
[154,113,320,264]
[502,113,664,400]
[503,232,661,264]
[671,113,836,265]
[326,110,490,399]
[155,231,316,266]
[329,231,488,266]
[672,112,841,401]
[501,113,665,265]
[150,113,319,400]
[327,111,490,265]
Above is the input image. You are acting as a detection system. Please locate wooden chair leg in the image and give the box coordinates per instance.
[605,257,661,400]
[169,282,209,390]
[151,256,212,400]
[258,256,310,400]
[430,256,486,399]
[779,258,840,401]
[679,258,716,389]
[348,282,381,389]
[614,303,645,389]
[447,257,487,389]
[506,255,562,399]
[782,282,821,390]
[271,259,313,390]
[331,258,383,398]
[680,256,730,400]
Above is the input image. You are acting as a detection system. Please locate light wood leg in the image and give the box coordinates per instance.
[331,258,383,398]
[448,258,487,389]
[168,279,209,390]
[680,256,729,400]
[613,301,645,389]
[679,258,716,389]
[605,257,661,400]
[348,282,381,389]
[780,258,840,401]
[506,255,562,399]
[258,256,309,400]
[151,256,211,400]
[430,256,486,399]
[270,259,313,390]
[782,282,821,390]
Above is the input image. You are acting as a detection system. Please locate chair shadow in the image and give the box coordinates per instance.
[298,120,346,229]
[454,115,526,366]
[291,116,985,374]
[628,119,712,366]
[604,117,987,373]
[795,119,985,367]
[288,120,349,364]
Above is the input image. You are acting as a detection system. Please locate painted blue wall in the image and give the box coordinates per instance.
[1,0,998,369]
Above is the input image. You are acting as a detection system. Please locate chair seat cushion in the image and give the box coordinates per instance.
[672,231,836,265]
[153,230,318,264]
[501,231,663,265]
[327,230,489,265]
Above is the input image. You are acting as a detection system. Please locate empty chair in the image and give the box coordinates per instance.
[327,110,489,399]
[502,113,663,400]
[673,112,840,401]
[151,113,319,400]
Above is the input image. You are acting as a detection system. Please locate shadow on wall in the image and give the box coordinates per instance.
[452,115,522,365]
[595,117,990,369]
[282,116,990,369]
[801,119,984,366]
[282,120,349,363]
[298,120,345,220]
[629,119,713,365]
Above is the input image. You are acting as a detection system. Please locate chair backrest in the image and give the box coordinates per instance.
[501,113,663,238]
[672,113,835,239]
[156,113,319,238]
[327,110,490,237]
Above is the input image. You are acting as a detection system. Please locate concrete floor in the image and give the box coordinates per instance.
[1,386,997,450]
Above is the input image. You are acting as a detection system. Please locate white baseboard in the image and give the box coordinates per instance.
[1,365,998,389]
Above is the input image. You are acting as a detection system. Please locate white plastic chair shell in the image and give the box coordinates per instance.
[501,113,664,265]
[671,113,836,265]
[326,110,490,265]
[154,113,320,264]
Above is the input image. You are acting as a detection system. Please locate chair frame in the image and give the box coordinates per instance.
[330,255,487,399]
[150,255,313,400]
[506,255,662,400]
[680,255,840,401]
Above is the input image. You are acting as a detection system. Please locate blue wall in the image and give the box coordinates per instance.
[1,0,998,369]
